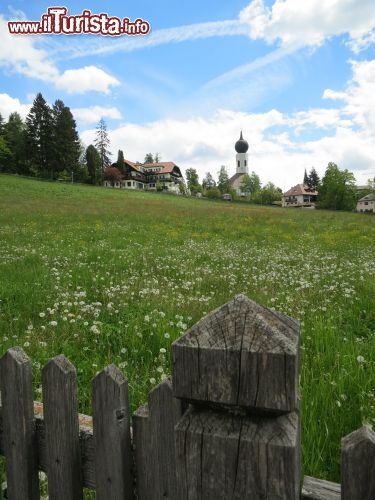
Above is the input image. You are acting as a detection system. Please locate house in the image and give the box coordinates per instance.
[104,159,184,194]
[356,193,375,213]
[282,184,318,208]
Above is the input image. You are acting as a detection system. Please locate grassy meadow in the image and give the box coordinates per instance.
[1,174,375,483]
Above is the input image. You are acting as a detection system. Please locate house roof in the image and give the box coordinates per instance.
[143,162,180,174]
[283,184,318,197]
[358,192,375,202]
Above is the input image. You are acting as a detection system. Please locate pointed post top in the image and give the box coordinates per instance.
[172,294,300,413]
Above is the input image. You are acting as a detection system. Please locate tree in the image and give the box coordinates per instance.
[307,167,320,191]
[185,168,201,194]
[4,112,27,174]
[0,112,5,136]
[103,166,122,186]
[0,136,11,171]
[85,144,101,184]
[25,92,54,177]
[303,169,309,186]
[253,182,282,205]
[202,172,216,191]
[52,99,80,179]
[94,118,111,174]
[217,165,230,194]
[116,149,125,172]
[144,153,154,163]
[240,171,261,198]
[317,162,356,211]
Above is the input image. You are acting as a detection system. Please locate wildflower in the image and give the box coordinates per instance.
[357,355,365,364]
[159,348,167,354]
[50,321,58,327]
[39,312,46,318]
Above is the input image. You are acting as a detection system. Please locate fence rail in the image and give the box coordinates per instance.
[0,294,374,499]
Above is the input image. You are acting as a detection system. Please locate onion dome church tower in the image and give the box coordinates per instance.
[230,131,249,195]
[235,130,249,174]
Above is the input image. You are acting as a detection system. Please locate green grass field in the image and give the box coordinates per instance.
[1,174,375,483]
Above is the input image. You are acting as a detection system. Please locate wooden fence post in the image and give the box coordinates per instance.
[42,354,82,500]
[133,378,184,500]
[172,294,301,499]
[0,347,39,499]
[341,425,375,499]
[92,364,133,500]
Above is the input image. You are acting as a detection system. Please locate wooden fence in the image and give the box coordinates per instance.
[0,294,374,499]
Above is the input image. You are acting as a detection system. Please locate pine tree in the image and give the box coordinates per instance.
[52,99,80,178]
[303,169,309,186]
[116,149,125,172]
[94,118,111,174]
[85,144,101,184]
[4,112,27,174]
[307,167,320,191]
[26,93,54,177]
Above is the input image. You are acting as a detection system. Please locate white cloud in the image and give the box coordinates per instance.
[239,0,375,49]
[0,16,59,82]
[55,66,120,95]
[0,14,120,95]
[0,93,31,119]
[72,106,122,124]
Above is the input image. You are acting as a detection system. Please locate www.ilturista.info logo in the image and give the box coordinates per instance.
[8,7,151,36]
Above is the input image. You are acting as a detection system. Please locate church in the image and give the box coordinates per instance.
[229,131,249,196]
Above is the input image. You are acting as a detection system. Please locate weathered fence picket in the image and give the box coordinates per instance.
[42,355,83,499]
[0,294,373,499]
[341,425,375,500]
[0,347,39,499]
[93,364,132,500]
[133,377,184,500]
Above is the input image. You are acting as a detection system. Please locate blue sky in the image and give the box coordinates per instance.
[1,0,374,189]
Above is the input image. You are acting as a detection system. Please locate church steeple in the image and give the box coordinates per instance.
[235,131,249,174]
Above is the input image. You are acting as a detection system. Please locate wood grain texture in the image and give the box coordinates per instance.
[172,294,300,413]
[133,378,184,500]
[301,476,340,499]
[92,364,133,500]
[42,355,83,499]
[341,425,375,500]
[175,406,300,500]
[0,348,39,499]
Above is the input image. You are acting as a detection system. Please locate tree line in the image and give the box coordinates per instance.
[0,92,112,184]
[185,166,284,205]
[185,164,373,210]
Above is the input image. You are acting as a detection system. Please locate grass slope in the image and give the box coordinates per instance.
[1,174,375,482]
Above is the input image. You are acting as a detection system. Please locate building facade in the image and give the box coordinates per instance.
[282,184,318,208]
[104,159,184,194]
[356,193,375,213]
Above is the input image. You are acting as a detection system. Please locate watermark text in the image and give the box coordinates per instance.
[8,7,151,36]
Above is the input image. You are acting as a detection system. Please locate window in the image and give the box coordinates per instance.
[127,182,131,187]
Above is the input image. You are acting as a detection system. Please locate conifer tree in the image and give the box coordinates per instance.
[4,112,26,174]
[94,118,111,174]
[25,93,54,177]
[85,144,101,184]
[307,167,320,191]
[52,99,80,177]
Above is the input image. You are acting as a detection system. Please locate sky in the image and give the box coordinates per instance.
[0,0,375,190]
